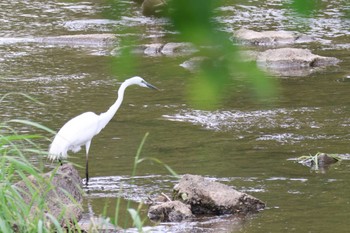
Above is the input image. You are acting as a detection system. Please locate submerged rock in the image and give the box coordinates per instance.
[14,164,83,226]
[0,34,117,47]
[161,42,197,56]
[40,34,117,46]
[148,200,193,222]
[180,48,339,77]
[114,42,197,57]
[234,28,314,46]
[173,174,265,215]
[297,152,342,172]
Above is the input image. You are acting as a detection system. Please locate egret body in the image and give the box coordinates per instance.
[48,76,158,185]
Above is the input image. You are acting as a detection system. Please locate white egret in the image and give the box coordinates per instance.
[48,76,158,185]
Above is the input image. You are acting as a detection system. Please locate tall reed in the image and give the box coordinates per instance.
[0,93,81,232]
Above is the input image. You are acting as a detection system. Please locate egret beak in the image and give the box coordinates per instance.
[145,81,159,90]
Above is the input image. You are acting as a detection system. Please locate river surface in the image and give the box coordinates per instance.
[1,0,349,232]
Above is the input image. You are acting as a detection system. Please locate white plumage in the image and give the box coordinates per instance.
[49,112,99,159]
[48,76,158,185]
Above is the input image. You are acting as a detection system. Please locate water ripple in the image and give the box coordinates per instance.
[84,175,176,202]
[163,107,349,144]
[163,107,319,132]
[217,0,350,39]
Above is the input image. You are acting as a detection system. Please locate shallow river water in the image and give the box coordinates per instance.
[1,0,350,232]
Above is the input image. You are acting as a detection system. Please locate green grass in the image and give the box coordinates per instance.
[0,93,82,232]
[0,132,77,232]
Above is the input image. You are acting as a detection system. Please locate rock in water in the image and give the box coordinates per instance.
[257,48,340,69]
[234,28,314,46]
[14,164,83,226]
[173,174,265,215]
[40,34,117,46]
[148,200,193,222]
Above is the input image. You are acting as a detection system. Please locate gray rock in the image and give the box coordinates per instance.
[257,48,340,69]
[148,200,193,222]
[161,42,197,56]
[173,174,265,215]
[0,37,37,45]
[115,42,197,57]
[14,164,83,226]
[234,28,314,46]
[298,153,341,172]
[0,34,117,47]
[143,43,164,56]
[40,34,117,46]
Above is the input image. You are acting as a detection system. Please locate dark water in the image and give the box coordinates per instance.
[1,0,349,232]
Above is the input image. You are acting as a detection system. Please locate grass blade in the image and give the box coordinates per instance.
[9,119,56,134]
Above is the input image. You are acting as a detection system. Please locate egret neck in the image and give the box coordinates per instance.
[97,81,128,134]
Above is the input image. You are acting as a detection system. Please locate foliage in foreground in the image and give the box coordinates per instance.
[0,133,70,232]
[0,94,81,232]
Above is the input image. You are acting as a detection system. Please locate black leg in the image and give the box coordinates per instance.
[58,159,63,166]
[85,157,89,186]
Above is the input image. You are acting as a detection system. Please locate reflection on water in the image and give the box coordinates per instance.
[1,0,350,232]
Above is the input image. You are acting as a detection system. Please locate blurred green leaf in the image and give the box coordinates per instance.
[167,0,276,109]
[127,208,143,232]
[290,0,316,16]
[168,0,215,44]
[107,0,277,109]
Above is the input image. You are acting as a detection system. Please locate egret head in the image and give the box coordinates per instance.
[129,76,159,90]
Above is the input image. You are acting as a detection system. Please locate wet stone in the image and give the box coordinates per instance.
[173,174,265,215]
[160,42,197,56]
[257,48,340,69]
[234,28,314,46]
[148,200,193,222]
[116,42,197,57]
[298,153,342,171]
[40,34,117,46]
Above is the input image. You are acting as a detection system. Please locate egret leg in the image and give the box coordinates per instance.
[85,157,89,185]
[85,141,91,186]
[58,159,63,166]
